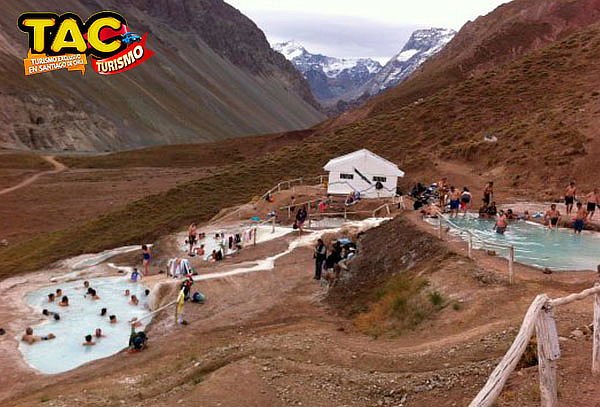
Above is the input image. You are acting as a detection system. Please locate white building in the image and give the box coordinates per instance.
[323,149,404,198]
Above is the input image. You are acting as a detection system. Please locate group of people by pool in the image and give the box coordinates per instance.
[417,178,600,235]
[22,280,149,349]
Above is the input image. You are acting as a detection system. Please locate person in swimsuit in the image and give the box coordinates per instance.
[460,187,472,215]
[495,210,508,234]
[58,296,69,306]
[573,202,588,234]
[47,293,55,302]
[544,204,561,230]
[586,188,599,220]
[483,182,494,205]
[130,295,139,306]
[109,315,118,324]
[22,327,55,344]
[141,245,151,276]
[487,201,498,217]
[438,177,448,208]
[130,268,141,282]
[449,186,461,217]
[565,181,577,215]
[187,223,197,255]
[95,328,105,338]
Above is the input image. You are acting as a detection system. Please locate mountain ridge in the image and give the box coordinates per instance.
[0,0,324,152]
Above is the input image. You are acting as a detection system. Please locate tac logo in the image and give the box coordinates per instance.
[17,11,154,76]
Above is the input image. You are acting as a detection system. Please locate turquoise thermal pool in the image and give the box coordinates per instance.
[439,216,600,271]
[20,277,150,374]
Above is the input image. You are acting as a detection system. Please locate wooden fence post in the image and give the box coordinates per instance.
[272,216,275,233]
[469,295,548,407]
[253,227,257,246]
[438,217,443,239]
[508,246,515,285]
[592,288,600,375]
[536,304,560,407]
[468,234,473,259]
[386,204,391,215]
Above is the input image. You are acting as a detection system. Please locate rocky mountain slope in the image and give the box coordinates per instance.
[0,0,324,151]
[273,41,382,105]
[360,28,456,96]
[274,28,454,110]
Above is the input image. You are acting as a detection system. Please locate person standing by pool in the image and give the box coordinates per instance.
[314,239,327,280]
[187,223,197,255]
[565,181,577,215]
[141,245,151,276]
[573,202,588,234]
[495,210,508,235]
[460,187,472,215]
[586,188,598,220]
[483,182,494,205]
[544,204,561,230]
[295,205,308,233]
[438,177,448,208]
[449,187,461,217]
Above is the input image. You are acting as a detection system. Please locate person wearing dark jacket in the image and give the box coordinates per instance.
[313,239,327,280]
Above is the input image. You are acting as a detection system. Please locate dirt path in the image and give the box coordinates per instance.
[0,156,66,196]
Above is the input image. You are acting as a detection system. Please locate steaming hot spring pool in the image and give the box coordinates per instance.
[434,216,600,271]
[19,277,151,374]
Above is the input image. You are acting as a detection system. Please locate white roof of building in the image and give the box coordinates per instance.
[323,149,404,177]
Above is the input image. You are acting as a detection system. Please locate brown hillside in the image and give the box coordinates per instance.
[325,0,600,130]
[0,0,324,151]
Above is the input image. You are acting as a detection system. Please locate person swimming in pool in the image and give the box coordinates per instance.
[544,204,561,230]
[58,296,69,307]
[124,289,130,297]
[495,210,508,235]
[87,288,100,300]
[130,268,141,282]
[573,202,588,234]
[144,289,150,296]
[109,315,118,324]
[56,289,63,298]
[83,281,90,289]
[22,327,55,344]
[47,293,55,303]
[100,308,107,317]
[130,295,139,306]
[83,334,96,346]
[42,309,59,318]
[95,328,104,338]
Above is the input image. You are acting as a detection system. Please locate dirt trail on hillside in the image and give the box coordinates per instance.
[0,156,66,196]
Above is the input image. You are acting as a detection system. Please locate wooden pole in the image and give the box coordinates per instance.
[468,234,473,259]
[253,227,257,246]
[272,216,275,233]
[536,305,560,407]
[592,289,600,375]
[469,295,549,407]
[508,246,515,285]
[438,217,443,239]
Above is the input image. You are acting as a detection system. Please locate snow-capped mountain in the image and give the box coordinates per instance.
[273,41,382,105]
[362,28,456,95]
[273,28,455,112]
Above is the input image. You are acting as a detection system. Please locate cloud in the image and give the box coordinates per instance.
[226,0,509,60]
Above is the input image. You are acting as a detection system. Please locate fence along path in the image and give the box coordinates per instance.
[470,284,600,407]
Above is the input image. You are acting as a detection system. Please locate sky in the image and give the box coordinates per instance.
[226,0,509,63]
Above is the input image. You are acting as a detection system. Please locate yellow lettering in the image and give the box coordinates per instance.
[22,18,55,52]
[88,17,122,54]
[51,18,86,53]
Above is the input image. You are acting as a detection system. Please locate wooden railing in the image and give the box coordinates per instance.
[470,284,600,407]
[261,175,327,200]
[432,213,516,284]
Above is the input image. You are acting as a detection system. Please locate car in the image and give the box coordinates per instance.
[120,32,142,45]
